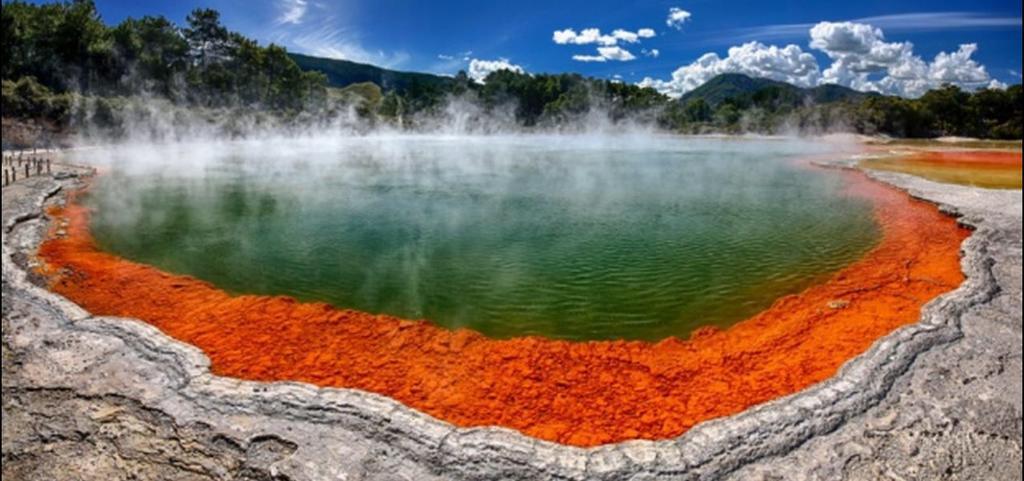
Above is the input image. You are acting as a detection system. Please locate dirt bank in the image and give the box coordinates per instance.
[35,165,968,447]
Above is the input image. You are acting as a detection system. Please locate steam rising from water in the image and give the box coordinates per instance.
[74,135,879,340]
[64,87,671,145]
[60,78,866,147]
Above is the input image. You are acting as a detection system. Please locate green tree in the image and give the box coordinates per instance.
[378,91,405,119]
[184,8,228,68]
[683,98,712,123]
[111,16,188,97]
[919,84,970,136]
[968,87,1014,137]
[714,102,742,127]
[73,2,110,80]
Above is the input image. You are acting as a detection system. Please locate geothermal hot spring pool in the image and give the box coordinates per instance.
[83,136,878,341]
[46,134,969,445]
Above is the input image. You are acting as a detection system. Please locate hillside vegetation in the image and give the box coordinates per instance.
[2,0,1021,144]
[679,74,876,108]
[289,53,452,94]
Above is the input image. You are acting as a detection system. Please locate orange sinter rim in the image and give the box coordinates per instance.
[38,166,969,447]
[862,149,1023,189]
[904,149,1021,167]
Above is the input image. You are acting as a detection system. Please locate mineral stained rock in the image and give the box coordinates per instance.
[35,169,966,446]
[3,159,1022,480]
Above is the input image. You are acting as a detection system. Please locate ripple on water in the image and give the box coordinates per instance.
[87,138,879,341]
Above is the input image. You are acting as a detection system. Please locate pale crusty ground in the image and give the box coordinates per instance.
[2,155,1020,480]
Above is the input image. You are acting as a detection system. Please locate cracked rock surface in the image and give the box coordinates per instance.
[2,161,1021,480]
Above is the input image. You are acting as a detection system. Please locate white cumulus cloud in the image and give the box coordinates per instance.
[927,44,992,87]
[572,54,608,63]
[987,79,1009,90]
[639,20,1004,98]
[553,27,655,62]
[809,21,1000,97]
[598,46,636,61]
[553,28,611,46]
[666,7,692,30]
[467,58,525,82]
[611,29,641,43]
[639,41,819,97]
[553,27,656,46]
[571,46,637,63]
[809,21,886,55]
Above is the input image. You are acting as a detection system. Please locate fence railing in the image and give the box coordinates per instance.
[2,149,54,187]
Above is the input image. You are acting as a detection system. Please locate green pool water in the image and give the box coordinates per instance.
[85,136,879,341]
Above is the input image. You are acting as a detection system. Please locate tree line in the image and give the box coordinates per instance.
[2,0,1021,140]
[2,0,326,119]
[675,82,1022,139]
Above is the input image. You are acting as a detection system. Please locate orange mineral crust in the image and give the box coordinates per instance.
[38,168,969,447]
[862,149,1023,189]
[896,150,1023,171]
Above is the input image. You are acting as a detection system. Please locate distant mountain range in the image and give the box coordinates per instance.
[290,53,876,106]
[288,53,452,93]
[678,73,878,107]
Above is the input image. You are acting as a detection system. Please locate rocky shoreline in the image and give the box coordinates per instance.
[3,157,1021,480]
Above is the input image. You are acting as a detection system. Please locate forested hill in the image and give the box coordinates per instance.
[2,1,326,111]
[679,73,876,107]
[289,53,452,93]
[2,0,1021,143]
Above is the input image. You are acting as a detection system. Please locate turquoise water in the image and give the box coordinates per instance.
[85,136,879,341]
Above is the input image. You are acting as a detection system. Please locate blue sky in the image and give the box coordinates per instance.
[81,0,1023,96]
